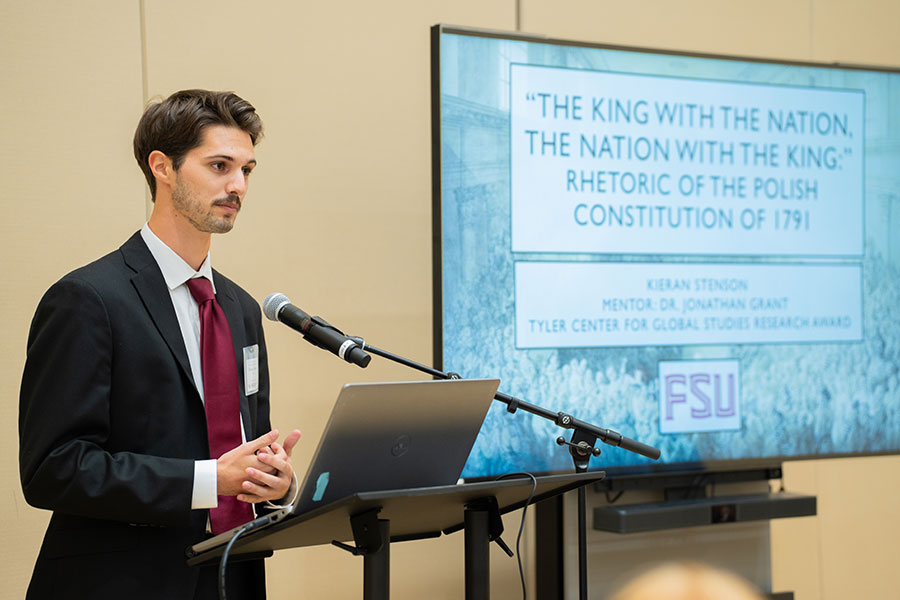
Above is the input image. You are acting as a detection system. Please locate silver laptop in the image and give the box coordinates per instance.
[190,378,499,555]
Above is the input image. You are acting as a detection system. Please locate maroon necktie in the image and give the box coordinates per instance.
[186,277,254,534]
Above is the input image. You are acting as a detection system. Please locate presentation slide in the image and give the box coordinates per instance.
[436,29,900,478]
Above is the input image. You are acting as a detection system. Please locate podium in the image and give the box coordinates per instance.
[187,471,604,599]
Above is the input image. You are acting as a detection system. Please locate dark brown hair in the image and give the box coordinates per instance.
[133,89,264,200]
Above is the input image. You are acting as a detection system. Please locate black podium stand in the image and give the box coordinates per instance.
[188,471,604,599]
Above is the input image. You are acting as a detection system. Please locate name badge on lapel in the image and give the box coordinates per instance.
[243,345,259,395]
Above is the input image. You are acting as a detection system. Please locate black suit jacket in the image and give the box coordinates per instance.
[19,232,270,599]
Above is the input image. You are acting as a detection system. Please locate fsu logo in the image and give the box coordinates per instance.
[659,360,741,433]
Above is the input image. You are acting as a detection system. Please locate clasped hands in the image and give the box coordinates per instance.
[216,429,302,504]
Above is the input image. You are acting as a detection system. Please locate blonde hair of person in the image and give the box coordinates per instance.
[609,561,765,600]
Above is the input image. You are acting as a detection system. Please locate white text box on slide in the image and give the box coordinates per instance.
[510,64,865,256]
[515,262,862,348]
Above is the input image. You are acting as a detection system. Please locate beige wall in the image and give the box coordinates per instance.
[0,0,147,594]
[2,1,897,598]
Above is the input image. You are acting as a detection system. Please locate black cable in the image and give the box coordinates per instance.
[604,489,625,504]
[218,522,254,600]
[495,472,539,600]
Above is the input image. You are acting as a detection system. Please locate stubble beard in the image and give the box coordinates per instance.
[171,179,239,234]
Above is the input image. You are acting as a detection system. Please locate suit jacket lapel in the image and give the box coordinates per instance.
[213,271,254,440]
[120,232,198,394]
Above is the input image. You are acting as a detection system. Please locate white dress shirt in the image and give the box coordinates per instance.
[140,223,243,510]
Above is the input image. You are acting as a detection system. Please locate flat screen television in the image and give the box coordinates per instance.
[431,24,900,481]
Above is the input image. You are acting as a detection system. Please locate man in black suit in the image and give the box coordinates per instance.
[19,89,300,599]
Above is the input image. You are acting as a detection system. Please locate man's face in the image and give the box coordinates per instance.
[170,124,256,234]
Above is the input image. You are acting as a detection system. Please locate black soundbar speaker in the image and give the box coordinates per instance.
[593,492,817,534]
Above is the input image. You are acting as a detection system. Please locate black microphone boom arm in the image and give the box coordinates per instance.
[359,343,660,461]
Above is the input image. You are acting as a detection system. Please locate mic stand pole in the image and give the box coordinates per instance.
[352,340,661,600]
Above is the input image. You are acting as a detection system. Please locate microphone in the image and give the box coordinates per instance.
[262,293,371,368]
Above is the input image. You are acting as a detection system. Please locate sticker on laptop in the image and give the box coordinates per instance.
[312,472,330,502]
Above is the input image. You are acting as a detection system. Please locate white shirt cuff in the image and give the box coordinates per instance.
[192,459,218,509]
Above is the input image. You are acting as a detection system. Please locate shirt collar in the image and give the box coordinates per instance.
[140,223,216,293]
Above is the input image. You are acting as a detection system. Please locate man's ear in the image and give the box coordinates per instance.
[148,150,174,188]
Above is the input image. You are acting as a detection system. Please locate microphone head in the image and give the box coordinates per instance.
[263,292,292,322]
